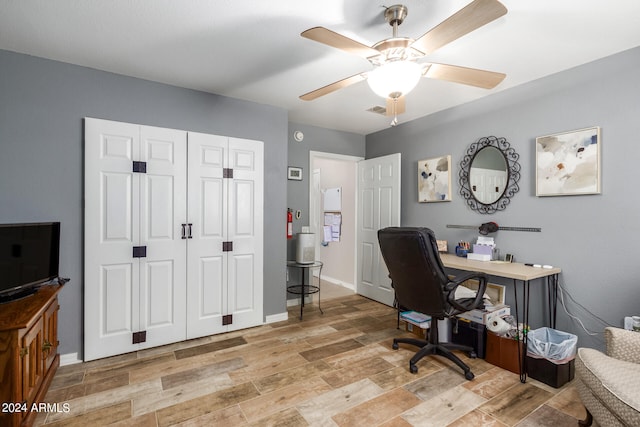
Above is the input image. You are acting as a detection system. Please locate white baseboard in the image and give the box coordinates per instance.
[265,312,288,323]
[321,274,355,290]
[60,352,82,366]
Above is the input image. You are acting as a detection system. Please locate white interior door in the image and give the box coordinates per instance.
[86,119,263,360]
[187,132,228,338]
[226,137,263,331]
[186,133,263,338]
[138,125,187,348]
[85,118,140,361]
[356,153,401,306]
[85,119,187,360]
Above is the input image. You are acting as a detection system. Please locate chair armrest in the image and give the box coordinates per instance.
[445,271,488,313]
[605,327,640,364]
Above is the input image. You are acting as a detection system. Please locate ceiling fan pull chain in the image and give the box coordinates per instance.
[391,98,399,127]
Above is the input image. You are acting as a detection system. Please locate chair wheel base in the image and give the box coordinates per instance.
[469,351,477,359]
[410,364,418,374]
[465,371,474,380]
[392,342,399,350]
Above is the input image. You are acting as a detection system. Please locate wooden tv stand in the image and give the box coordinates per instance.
[0,284,63,427]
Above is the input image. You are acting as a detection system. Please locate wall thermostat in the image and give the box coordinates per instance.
[293,130,304,142]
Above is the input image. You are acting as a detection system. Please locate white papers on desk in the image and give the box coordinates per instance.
[323,212,342,242]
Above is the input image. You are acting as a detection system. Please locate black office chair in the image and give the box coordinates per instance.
[377,227,488,380]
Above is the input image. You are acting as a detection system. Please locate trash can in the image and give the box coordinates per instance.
[526,327,577,387]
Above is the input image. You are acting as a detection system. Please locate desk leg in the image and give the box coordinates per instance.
[513,279,531,383]
[547,274,558,329]
[522,280,531,383]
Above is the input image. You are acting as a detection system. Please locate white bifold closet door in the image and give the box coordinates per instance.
[84,118,187,361]
[186,132,263,339]
[84,119,263,361]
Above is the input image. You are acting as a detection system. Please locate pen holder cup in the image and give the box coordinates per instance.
[455,246,469,257]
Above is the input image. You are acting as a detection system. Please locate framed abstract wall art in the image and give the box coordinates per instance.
[418,155,451,202]
[536,127,601,196]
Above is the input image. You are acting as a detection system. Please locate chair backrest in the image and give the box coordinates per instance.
[377,227,450,317]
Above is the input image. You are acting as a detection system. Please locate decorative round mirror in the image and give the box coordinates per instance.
[459,136,521,214]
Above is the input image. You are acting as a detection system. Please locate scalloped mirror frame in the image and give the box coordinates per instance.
[459,136,521,214]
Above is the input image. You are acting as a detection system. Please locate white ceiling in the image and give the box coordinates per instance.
[2,0,640,135]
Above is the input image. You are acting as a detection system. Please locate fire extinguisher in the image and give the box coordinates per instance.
[287,208,293,239]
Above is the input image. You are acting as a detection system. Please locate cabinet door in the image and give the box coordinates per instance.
[21,320,44,406]
[42,299,59,371]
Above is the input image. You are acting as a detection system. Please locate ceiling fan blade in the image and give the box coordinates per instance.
[300,72,367,101]
[424,63,505,89]
[411,0,507,55]
[301,27,381,60]
[386,96,406,116]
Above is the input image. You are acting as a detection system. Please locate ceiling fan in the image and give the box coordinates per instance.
[299,0,508,124]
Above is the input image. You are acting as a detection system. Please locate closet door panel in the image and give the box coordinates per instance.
[101,263,134,335]
[85,118,141,361]
[226,138,263,330]
[199,256,225,316]
[229,254,255,312]
[142,260,175,326]
[102,173,134,242]
[139,126,187,348]
[187,132,229,339]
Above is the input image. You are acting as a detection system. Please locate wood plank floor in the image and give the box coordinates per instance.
[36,289,586,426]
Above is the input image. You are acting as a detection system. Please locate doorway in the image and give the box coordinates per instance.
[309,151,362,292]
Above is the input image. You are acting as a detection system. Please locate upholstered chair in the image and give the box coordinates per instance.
[575,327,640,426]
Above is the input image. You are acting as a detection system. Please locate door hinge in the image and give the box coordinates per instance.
[132,331,147,344]
[223,168,233,178]
[133,246,147,258]
[222,314,233,326]
[222,241,233,252]
[133,161,147,173]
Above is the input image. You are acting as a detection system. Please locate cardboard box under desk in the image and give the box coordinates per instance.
[485,331,523,374]
[404,321,428,339]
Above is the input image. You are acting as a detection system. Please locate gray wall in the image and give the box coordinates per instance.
[285,123,365,298]
[286,122,365,251]
[367,46,640,350]
[0,49,288,358]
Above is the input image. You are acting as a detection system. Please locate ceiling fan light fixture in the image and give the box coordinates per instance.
[367,60,422,99]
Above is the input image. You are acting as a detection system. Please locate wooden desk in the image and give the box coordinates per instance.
[441,253,561,382]
[441,254,561,281]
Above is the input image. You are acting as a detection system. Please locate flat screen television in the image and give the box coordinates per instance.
[0,222,60,303]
